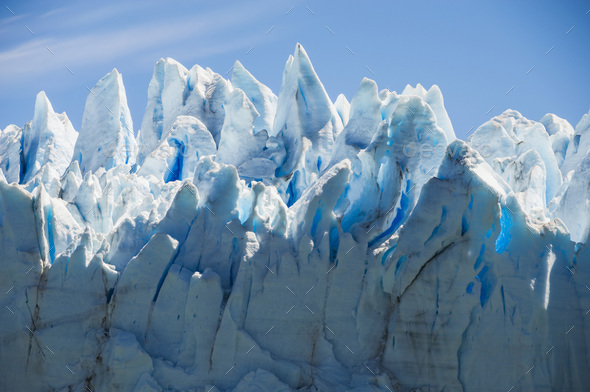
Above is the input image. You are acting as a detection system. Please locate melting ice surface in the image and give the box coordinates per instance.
[1,44,590,391]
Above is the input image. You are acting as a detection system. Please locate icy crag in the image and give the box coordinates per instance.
[1,43,590,391]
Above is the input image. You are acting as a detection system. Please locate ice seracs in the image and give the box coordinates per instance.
[382,140,585,391]
[554,151,590,243]
[13,92,78,184]
[271,44,343,204]
[216,89,267,170]
[468,109,562,216]
[539,113,575,169]
[139,115,216,182]
[72,68,137,174]
[0,124,24,183]
[333,93,351,126]
[1,43,589,392]
[231,60,278,135]
[561,107,590,176]
[401,83,456,142]
[138,58,231,163]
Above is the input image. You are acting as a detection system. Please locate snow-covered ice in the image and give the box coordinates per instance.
[1,44,589,392]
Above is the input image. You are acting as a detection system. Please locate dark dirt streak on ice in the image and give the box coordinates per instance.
[397,241,456,301]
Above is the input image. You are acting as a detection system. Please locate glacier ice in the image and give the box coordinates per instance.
[73,69,137,174]
[1,44,590,392]
[137,58,231,164]
[0,91,78,185]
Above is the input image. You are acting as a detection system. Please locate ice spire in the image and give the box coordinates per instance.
[22,91,77,183]
[72,69,137,174]
[138,58,189,163]
[272,44,343,177]
[231,60,278,134]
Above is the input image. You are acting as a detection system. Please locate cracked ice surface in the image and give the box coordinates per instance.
[1,44,590,391]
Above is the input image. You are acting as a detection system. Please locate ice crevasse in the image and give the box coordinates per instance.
[1,44,590,391]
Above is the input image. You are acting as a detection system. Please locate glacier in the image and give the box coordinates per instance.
[1,43,590,391]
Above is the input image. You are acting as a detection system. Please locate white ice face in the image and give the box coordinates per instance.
[73,69,137,175]
[1,44,589,392]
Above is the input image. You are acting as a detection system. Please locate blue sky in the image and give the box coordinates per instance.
[1,0,589,140]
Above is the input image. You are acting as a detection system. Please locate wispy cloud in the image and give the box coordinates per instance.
[0,0,282,84]
[0,14,28,37]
